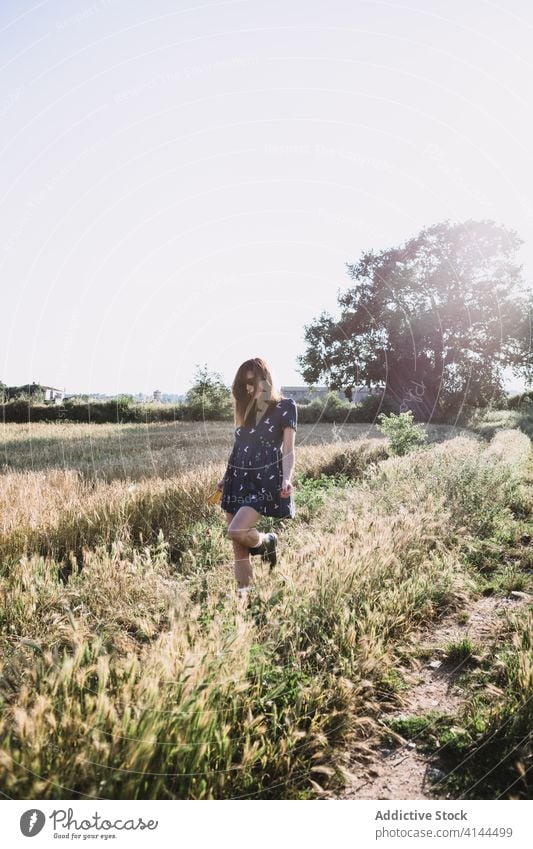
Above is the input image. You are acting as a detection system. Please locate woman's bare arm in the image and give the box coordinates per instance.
[281,427,296,484]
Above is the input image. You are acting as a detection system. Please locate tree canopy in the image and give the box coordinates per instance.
[297,219,532,418]
[186,364,232,414]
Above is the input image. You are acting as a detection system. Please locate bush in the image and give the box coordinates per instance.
[376,410,428,455]
[296,391,398,424]
[0,399,235,424]
[348,393,398,422]
[296,394,350,424]
[508,390,533,410]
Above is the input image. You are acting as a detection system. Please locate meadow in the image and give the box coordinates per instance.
[0,415,531,799]
[0,420,470,480]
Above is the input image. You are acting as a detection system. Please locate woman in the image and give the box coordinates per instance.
[216,357,297,595]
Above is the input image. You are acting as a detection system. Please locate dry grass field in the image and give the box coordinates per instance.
[0,420,470,480]
[0,420,531,800]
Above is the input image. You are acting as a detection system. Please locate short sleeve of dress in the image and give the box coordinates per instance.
[280,397,297,431]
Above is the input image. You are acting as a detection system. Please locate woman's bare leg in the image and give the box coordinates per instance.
[225,506,264,588]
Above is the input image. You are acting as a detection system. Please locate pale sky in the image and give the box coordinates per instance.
[1,0,532,395]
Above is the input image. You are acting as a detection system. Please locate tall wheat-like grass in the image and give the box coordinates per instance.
[1,429,529,798]
[0,421,391,481]
[0,420,468,481]
[0,439,388,570]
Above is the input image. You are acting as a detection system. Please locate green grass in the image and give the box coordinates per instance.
[293,472,355,522]
[456,611,470,625]
[384,711,449,748]
[443,636,479,665]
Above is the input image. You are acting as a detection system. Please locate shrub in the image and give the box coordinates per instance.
[348,393,398,423]
[295,394,350,424]
[376,410,428,456]
[508,391,533,410]
[297,392,399,424]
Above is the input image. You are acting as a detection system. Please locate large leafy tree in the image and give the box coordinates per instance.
[298,219,532,418]
[186,364,232,414]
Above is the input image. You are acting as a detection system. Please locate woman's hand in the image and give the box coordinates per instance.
[216,478,225,491]
[280,478,294,498]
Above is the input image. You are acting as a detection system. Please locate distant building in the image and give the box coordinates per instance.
[281,385,345,402]
[152,390,162,403]
[161,393,186,403]
[351,385,386,403]
[281,384,384,404]
[42,386,64,404]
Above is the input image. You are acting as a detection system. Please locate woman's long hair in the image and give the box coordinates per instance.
[232,357,284,427]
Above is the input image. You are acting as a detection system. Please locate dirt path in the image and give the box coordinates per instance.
[338,592,531,800]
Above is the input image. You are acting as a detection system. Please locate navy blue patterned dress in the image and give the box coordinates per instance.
[221,397,297,518]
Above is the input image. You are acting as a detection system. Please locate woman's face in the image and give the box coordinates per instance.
[245,371,258,399]
[245,370,271,402]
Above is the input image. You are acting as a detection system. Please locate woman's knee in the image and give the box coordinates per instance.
[227,507,259,541]
[227,524,247,542]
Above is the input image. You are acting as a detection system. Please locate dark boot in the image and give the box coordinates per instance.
[248,532,267,555]
[263,532,278,569]
[249,532,278,569]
